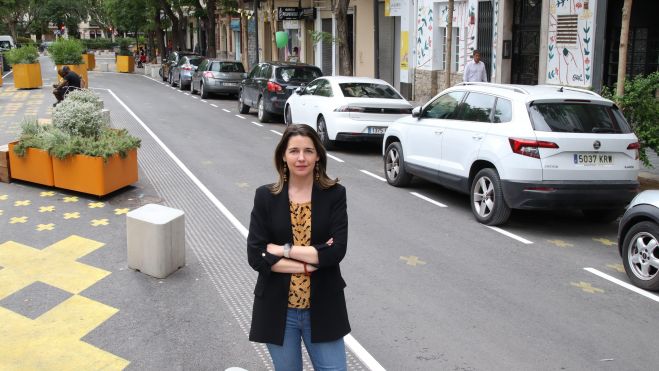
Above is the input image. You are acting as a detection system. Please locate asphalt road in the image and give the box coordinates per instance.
[79,68,659,370]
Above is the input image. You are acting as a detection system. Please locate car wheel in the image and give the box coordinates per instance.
[317,116,334,150]
[384,142,412,187]
[160,67,166,81]
[582,209,623,223]
[284,105,292,126]
[200,82,209,99]
[622,221,659,291]
[257,96,271,122]
[470,168,511,225]
[238,91,250,114]
[179,78,186,90]
[190,80,197,94]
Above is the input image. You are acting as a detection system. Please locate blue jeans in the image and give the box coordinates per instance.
[267,308,347,371]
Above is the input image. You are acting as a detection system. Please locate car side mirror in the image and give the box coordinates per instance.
[295,87,304,95]
[242,73,248,79]
[412,106,422,118]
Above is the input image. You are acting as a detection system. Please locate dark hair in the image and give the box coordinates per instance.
[270,124,338,194]
[472,49,480,56]
[61,66,70,73]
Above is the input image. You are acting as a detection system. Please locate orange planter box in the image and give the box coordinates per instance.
[7,142,54,186]
[52,149,138,196]
[116,56,135,73]
[13,63,43,89]
[56,64,88,88]
[82,53,95,71]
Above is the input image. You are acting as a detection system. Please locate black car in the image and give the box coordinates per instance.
[238,62,323,122]
[161,51,199,83]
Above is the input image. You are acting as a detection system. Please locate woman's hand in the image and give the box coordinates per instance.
[326,238,334,246]
[266,243,282,256]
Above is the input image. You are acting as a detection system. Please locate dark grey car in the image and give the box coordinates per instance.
[190,60,246,99]
[161,51,199,82]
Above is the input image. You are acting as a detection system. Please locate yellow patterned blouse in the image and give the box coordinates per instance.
[288,201,312,308]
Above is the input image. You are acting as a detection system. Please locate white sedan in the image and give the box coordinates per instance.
[284,76,412,148]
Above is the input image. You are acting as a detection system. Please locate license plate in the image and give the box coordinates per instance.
[222,82,237,86]
[573,153,614,165]
[368,127,387,134]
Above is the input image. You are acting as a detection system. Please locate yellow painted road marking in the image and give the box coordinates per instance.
[593,238,616,247]
[114,208,129,215]
[91,219,109,227]
[547,239,573,248]
[39,206,55,213]
[88,202,105,209]
[36,223,55,231]
[571,281,604,294]
[400,256,427,266]
[63,212,80,219]
[63,196,78,203]
[606,263,625,273]
[0,210,3,216]
[14,200,31,207]
[9,216,28,224]
[40,191,56,197]
[0,195,8,200]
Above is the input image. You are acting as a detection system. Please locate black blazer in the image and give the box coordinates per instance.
[247,182,351,345]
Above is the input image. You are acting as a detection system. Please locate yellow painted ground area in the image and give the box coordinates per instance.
[0,235,130,369]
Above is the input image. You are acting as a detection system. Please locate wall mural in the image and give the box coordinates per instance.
[492,0,499,80]
[546,0,596,87]
[416,0,434,69]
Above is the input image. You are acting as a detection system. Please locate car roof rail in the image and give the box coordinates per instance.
[456,82,529,95]
[535,84,601,97]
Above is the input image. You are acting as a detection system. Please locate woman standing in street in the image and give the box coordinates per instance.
[247,124,350,370]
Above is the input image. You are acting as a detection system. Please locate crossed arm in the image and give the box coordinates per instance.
[266,238,333,274]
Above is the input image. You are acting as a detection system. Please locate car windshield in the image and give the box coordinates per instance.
[213,62,245,73]
[0,41,11,49]
[188,57,204,66]
[339,83,402,99]
[276,67,322,83]
[529,103,632,134]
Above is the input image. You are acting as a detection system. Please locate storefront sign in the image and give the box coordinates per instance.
[386,0,405,17]
[278,7,315,21]
[283,20,299,29]
[230,18,240,31]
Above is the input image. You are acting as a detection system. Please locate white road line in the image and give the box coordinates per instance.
[486,226,533,245]
[201,100,208,103]
[222,108,231,113]
[251,121,263,127]
[191,96,198,99]
[210,104,218,108]
[327,154,345,163]
[585,267,659,303]
[344,335,386,371]
[410,192,447,207]
[235,115,246,119]
[270,130,283,136]
[360,170,386,182]
[184,93,190,96]
[2,70,13,78]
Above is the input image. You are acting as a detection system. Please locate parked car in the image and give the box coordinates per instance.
[161,50,198,83]
[284,76,412,149]
[618,190,659,291]
[191,59,246,99]
[238,62,322,122]
[170,55,205,89]
[383,82,640,225]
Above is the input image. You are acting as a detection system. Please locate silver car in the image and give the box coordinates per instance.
[191,60,246,99]
[171,55,205,90]
[619,190,659,290]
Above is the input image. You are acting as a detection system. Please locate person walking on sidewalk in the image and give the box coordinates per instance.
[463,49,488,82]
[52,66,81,107]
[247,124,351,370]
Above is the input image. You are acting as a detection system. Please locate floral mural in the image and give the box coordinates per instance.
[416,1,433,69]
[546,0,596,87]
[492,0,499,80]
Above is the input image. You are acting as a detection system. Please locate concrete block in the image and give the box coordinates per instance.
[0,144,10,183]
[99,62,109,72]
[127,204,185,279]
[101,109,111,126]
[151,65,161,79]
[144,64,152,74]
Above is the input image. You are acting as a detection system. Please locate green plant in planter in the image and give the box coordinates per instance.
[65,89,104,110]
[49,38,84,65]
[4,45,39,65]
[118,38,132,56]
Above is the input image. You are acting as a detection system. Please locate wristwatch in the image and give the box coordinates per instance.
[283,243,292,258]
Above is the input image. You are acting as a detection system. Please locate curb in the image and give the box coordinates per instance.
[640,171,659,191]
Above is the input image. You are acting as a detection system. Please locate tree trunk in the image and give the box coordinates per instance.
[445,0,455,89]
[616,0,633,96]
[154,7,166,61]
[334,0,352,75]
[269,0,278,61]
[176,8,187,50]
[147,32,156,62]
[206,0,217,58]
[159,0,180,51]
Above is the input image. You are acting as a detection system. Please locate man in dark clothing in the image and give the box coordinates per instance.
[52,66,82,106]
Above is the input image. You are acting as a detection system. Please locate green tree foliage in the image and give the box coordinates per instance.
[48,38,84,65]
[104,0,148,35]
[4,44,39,65]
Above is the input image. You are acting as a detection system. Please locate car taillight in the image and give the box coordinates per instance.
[267,81,283,92]
[181,65,192,71]
[628,142,640,160]
[509,138,559,159]
[334,106,365,112]
[203,71,214,78]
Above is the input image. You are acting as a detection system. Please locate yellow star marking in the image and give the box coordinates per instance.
[14,200,31,206]
[36,223,55,231]
[63,212,81,220]
[606,264,625,273]
[40,191,56,197]
[0,195,8,200]
[0,210,3,216]
[9,216,28,224]
[39,206,55,213]
[547,239,573,248]
[0,295,130,369]
[593,238,616,247]
[91,219,109,227]
[399,256,427,266]
[63,196,78,203]
[236,182,250,188]
[114,208,129,215]
[571,281,604,294]
[88,202,105,209]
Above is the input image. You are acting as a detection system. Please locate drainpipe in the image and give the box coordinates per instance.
[374,0,379,79]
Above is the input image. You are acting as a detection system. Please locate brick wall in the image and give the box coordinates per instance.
[413,69,464,103]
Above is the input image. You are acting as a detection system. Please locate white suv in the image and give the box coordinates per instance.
[383,82,640,225]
